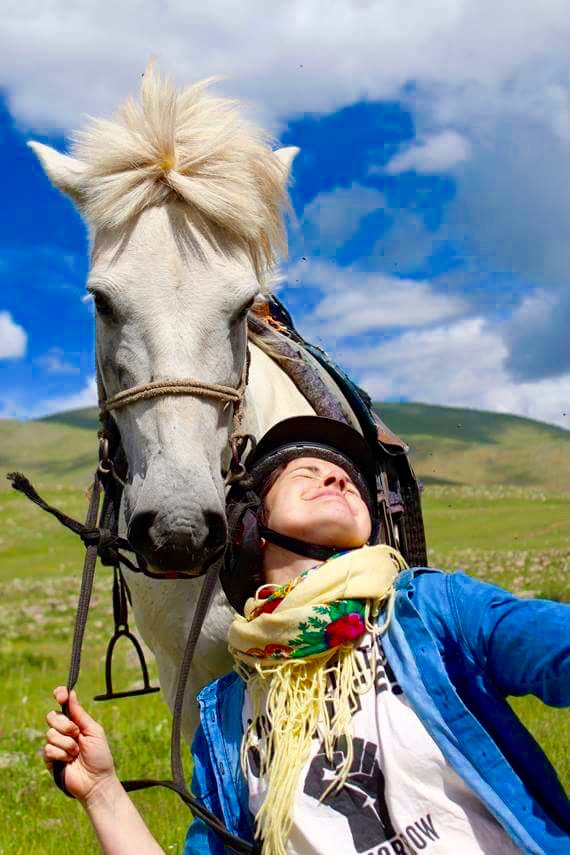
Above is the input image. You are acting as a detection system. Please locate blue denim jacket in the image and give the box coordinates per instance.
[184,569,570,854]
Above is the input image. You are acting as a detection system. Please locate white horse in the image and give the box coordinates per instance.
[30,66,315,740]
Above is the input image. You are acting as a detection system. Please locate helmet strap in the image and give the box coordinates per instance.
[257,524,340,562]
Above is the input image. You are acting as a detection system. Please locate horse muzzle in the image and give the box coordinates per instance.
[124,460,228,573]
[127,505,227,572]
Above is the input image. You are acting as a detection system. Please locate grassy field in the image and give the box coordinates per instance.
[1,402,569,852]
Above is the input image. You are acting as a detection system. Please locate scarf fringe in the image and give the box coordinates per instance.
[234,589,396,855]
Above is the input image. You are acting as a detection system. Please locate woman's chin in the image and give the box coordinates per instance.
[298,519,367,550]
[274,505,369,550]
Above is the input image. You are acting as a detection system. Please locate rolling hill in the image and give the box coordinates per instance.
[1,402,569,492]
[376,402,570,490]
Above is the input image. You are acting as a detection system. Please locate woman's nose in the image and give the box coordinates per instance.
[323,472,346,490]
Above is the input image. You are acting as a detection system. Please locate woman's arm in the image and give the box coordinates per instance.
[83,777,164,855]
[44,686,164,855]
[448,573,570,705]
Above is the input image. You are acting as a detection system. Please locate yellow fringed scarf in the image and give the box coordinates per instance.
[228,544,407,855]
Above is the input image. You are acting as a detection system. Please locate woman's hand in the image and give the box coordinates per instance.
[43,686,117,804]
[44,687,165,853]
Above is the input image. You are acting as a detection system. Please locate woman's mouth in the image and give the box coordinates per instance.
[310,489,347,502]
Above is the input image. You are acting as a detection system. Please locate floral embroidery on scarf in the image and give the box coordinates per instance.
[287,599,366,658]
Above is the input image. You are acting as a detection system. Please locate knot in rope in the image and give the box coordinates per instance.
[80,527,118,565]
[225,433,257,485]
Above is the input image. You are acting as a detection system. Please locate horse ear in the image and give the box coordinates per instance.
[274,146,299,183]
[28,141,87,202]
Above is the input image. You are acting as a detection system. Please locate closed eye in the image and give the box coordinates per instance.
[291,465,359,492]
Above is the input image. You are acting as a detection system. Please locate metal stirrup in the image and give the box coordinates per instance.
[93,566,160,701]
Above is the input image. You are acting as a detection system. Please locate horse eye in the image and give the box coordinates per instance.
[234,298,255,323]
[93,291,113,319]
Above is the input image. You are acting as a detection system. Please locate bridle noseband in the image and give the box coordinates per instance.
[100,370,248,414]
[97,346,253,490]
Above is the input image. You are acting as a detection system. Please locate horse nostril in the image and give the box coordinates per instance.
[127,511,157,552]
[204,512,228,552]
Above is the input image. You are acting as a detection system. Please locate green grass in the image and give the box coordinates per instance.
[0,428,570,855]
[0,489,88,579]
[0,419,97,491]
[0,572,191,853]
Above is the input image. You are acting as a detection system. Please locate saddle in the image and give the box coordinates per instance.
[249,295,428,567]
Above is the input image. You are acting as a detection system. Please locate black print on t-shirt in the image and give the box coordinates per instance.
[374,814,440,855]
[303,644,443,853]
[332,639,403,721]
[304,737,396,852]
[362,639,403,697]
[247,641,443,852]
[246,714,270,778]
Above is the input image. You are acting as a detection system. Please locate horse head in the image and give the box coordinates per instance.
[30,65,298,574]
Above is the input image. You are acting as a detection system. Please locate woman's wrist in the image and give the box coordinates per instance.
[81,771,123,814]
[80,771,164,854]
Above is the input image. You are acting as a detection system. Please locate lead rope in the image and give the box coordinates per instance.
[25,461,257,852]
[51,467,103,794]
[47,482,255,851]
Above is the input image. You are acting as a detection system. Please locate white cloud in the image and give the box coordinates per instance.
[2,2,570,131]
[300,185,386,250]
[295,184,442,277]
[0,396,24,420]
[291,260,467,339]
[4,1,570,393]
[0,376,97,420]
[0,311,27,359]
[335,317,569,428]
[34,347,79,375]
[384,130,471,175]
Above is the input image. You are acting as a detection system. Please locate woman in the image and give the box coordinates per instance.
[44,417,570,855]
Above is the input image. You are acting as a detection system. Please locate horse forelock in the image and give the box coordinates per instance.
[72,63,288,284]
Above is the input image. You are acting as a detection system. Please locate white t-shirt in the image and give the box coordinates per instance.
[243,633,520,854]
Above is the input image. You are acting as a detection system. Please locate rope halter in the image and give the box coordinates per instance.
[98,348,253,485]
[100,347,249,414]
[101,374,247,413]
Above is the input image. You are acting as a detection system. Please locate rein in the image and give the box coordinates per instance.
[10,346,259,854]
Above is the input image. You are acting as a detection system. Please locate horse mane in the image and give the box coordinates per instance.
[72,64,288,283]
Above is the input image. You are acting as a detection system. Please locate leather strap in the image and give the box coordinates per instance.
[257,524,339,561]
[51,469,103,796]
[119,548,259,853]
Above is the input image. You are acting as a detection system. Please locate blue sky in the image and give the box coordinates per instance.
[1,2,570,427]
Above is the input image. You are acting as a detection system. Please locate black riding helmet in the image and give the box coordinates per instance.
[222,416,379,613]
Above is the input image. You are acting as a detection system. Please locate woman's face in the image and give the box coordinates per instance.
[262,456,372,550]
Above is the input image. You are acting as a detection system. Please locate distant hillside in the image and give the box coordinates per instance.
[0,414,96,490]
[375,402,570,490]
[42,407,100,431]
[1,402,569,491]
